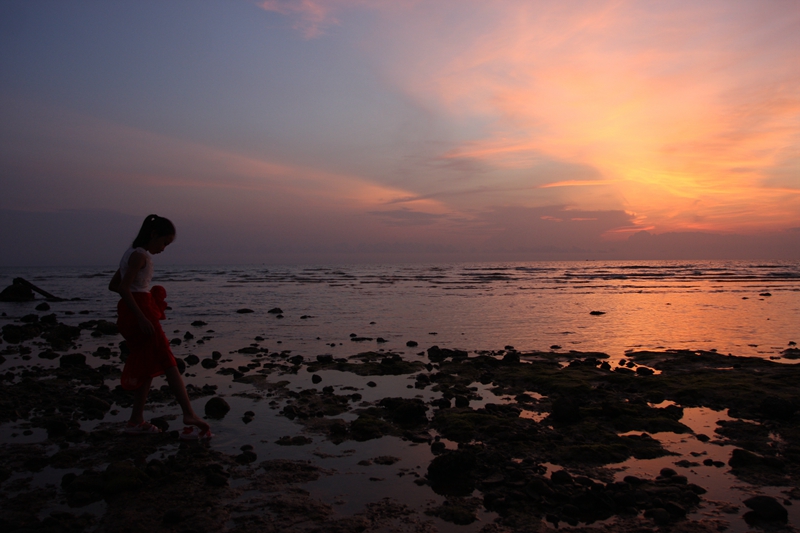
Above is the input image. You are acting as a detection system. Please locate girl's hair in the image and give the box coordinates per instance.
[132,215,176,248]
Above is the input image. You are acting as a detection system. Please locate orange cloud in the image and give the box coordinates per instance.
[349,0,800,234]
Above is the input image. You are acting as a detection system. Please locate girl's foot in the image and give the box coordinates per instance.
[124,421,162,435]
[183,414,211,433]
[179,426,214,440]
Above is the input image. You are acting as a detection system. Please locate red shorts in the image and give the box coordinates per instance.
[117,286,177,390]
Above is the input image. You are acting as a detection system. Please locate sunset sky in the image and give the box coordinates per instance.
[1,0,798,265]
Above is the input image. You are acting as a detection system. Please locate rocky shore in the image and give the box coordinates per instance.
[1,309,799,532]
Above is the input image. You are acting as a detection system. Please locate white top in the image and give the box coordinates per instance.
[119,247,153,293]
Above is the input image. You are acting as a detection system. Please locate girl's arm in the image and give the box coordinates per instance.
[117,252,155,337]
[108,270,122,293]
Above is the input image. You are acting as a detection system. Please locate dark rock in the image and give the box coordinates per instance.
[759,396,796,420]
[162,509,183,525]
[191,320,207,327]
[170,338,181,346]
[185,354,200,365]
[406,340,418,347]
[427,449,477,496]
[204,397,230,419]
[235,451,258,464]
[367,381,377,387]
[644,507,671,524]
[276,435,313,446]
[212,351,222,360]
[659,467,677,478]
[0,282,35,301]
[550,396,581,423]
[377,337,388,343]
[589,310,606,315]
[316,354,334,364]
[427,345,468,362]
[59,353,86,368]
[201,358,218,369]
[289,355,304,365]
[744,495,787,522]
[311,374,322,384]
[268,307,283,314]
[551,470,573,484]
[36,302,51,311]
[636,366,654,376]
[729,448,764,468]
[237,308,254,314]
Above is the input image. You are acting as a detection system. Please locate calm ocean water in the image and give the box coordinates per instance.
[2,260,799,361]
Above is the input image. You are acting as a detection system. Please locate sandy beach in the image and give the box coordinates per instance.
[1,299,798,533]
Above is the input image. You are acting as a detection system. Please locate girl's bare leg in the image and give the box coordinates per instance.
[129,377,153,425]
[164,366,210,432]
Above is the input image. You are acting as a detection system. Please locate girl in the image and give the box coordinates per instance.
[109,215,211,438]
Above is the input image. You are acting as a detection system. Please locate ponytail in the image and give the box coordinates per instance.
[132,214,176,248]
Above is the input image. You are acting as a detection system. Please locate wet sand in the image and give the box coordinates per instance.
[1,309,799,532]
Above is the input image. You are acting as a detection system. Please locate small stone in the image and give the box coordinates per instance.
[589,310,606,315]
[406,340,418,347]
[201,358,218,369]
[268,307,283,314]
[204,397,230,419]
[311,374,322,384]
[744,495,788,522]
[236,308,254,314]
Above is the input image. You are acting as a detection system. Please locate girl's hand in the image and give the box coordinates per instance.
[137,316,155,337]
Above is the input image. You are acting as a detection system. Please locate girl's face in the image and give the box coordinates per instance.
[148,233,174,254]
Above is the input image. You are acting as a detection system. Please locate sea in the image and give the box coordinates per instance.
[1,260,799,531]
[3,260,799,361]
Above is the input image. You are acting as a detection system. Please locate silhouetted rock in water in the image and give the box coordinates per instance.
[406,340,418,347]
[635,366,654,375]
[550,345,561,350]
[0,282,35,302]
[589,310,605,315]
[501,351,519,364]
[204,397,230,419]
[59,353,87,368]
[184,354,199,365]
[1,277,65,302]
[289,355,304,365]
[759,396,796,420]
[191,320,207,327]
[201,358,218,369]
[316,354,333,364]
[236,308,254,314]
[376,337,387,343]
[427,449,477,496]
[783,347,800,359]
[427,345,468,362]
[212,351,222,360]
[276,435,313,446]
[743,495,787,523]
[35,302,50,311]
[268,307,283,314]
[311,374,322,384]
